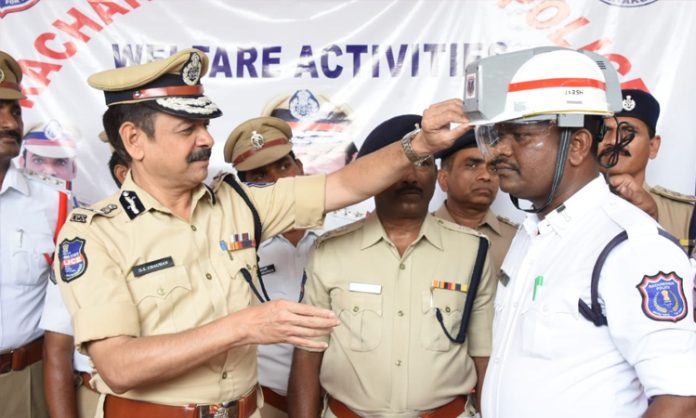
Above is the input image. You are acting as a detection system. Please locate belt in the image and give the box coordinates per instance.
[328,395,466,418]
[104,385,258,418]
[79,372,98,392]
[0,337,44,374]
[261,386,288,412]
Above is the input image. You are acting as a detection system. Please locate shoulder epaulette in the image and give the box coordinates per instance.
[70,202,120,224]
[651,185,696,204]
[316,218,366,247]
[434,217,485,238]
[211,171,236,192]
[496,215,519,228]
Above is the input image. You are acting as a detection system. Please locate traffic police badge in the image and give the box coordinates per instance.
[637,271,687,322]
[59,237,88,282]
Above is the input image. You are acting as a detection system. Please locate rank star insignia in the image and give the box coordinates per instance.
[250,130,265,150]
[622,95,636,111]
[182,53,202,86]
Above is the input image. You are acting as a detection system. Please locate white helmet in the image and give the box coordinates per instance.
[464,47,622,127]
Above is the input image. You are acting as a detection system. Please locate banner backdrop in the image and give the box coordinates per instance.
[2,0,695,221]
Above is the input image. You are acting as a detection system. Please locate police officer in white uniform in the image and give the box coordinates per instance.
[224,116,322,418]
[0,50,62,418]
[465,47,696,418]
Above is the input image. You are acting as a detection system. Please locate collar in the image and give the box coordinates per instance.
[360,214,444,251]
[522,175,610,237]
[259,229,319,249]
[119,170,214,220]
[0,164,29,196]
[435,201,502,236]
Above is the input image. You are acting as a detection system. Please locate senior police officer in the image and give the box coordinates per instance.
[467,47,696,418]
[54,49,469,418]
[289,114,495,418]
[224,116,318,418]
[0,51,62,418]
[434,130,517,274]
[598,89,695,253]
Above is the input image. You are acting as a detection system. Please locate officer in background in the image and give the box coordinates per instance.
[434,129,517,274]
[289,115,495,418]
[470,47,696,418]
[598,89,695,252]
[55,48,469,418]
[0,51,61,418]
[225,116,318,418]
[19,120,78,181]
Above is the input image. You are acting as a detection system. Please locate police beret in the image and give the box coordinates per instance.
[616,89,660,134]
[0,51,25,100]
[434,129,476,161]
[87,48,221,119]
[224,116,293,171]
[23,120,77,159]
[357,114,421,158]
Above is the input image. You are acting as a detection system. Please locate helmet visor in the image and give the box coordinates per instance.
[475,117,558,159]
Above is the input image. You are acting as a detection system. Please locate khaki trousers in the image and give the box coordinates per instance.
[0,361,49,418]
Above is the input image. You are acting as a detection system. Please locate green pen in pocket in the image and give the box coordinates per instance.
[532,275,544,301]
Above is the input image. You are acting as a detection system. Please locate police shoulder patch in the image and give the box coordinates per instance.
[651,185,696,204]
[58,237,88,282]
[636,271,687,322]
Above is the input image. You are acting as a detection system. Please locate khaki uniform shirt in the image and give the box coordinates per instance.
[303,215,495,415]
[434,202,517,275]
[54,172,325,405]
[646,185,695,250]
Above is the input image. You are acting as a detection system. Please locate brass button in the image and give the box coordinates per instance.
[397,310,404,317]
[395,360,402,366]
[222,371,228,379]
[399,264,405,270]
[190,225,197,231]
[205,273,212,280]
[353,306,359,312]
[445,306,451,313]
[157,288,165,296]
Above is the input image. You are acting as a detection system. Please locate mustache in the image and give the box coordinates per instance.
[488,156,516,171]
[187,148,212,163]
[395,184,423,195]
[0,129,22,144]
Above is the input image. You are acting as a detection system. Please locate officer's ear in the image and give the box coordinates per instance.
[437,167,449,193]
[567,128,593,167]
[119,122,145,161]
[648,134,661,160]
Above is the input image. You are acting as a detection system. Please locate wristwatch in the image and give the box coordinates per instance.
[400,128,432,166]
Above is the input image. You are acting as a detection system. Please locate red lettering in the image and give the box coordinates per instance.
[17,60,62,86]
[548,16,589,47]
[35,32,77,60]
[123,0,146,7]
[53,8,103,42]
[528,0,569,29]
[605,53,631,76]
[88,1,130,25]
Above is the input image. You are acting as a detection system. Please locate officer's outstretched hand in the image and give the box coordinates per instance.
[239,299,339,350]
[608,173,658,220]
[412,98,472,156]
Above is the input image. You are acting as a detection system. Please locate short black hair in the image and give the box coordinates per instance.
[236,151,297,182]
[102,103,158,164]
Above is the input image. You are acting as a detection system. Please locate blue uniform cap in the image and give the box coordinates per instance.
[357,114,421,158]
[434,129,476,161]
[616,89,660,135]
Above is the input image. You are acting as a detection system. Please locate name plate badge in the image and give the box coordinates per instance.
[349,282,382,294]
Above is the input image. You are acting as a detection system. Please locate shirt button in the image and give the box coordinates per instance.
[399,264,405,270]
[445,306,451,313]
[190,225,197,231]
[353,306,359,312]
[222,371,228,379]
[395,360,402,366]
[205,273,212,280]
[397,310,404,317]
[157,288,165,296]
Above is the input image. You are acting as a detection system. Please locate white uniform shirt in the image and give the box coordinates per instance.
[256,230,319,395]
[0,165,58,350]
[39,279,91,372]
[482,176,696,418]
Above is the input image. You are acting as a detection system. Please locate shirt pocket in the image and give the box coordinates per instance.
[126,266,193,334]
[11,223,54,287]
[420,288,467,352]
[521,288,582,359]
[332,289,383,352]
